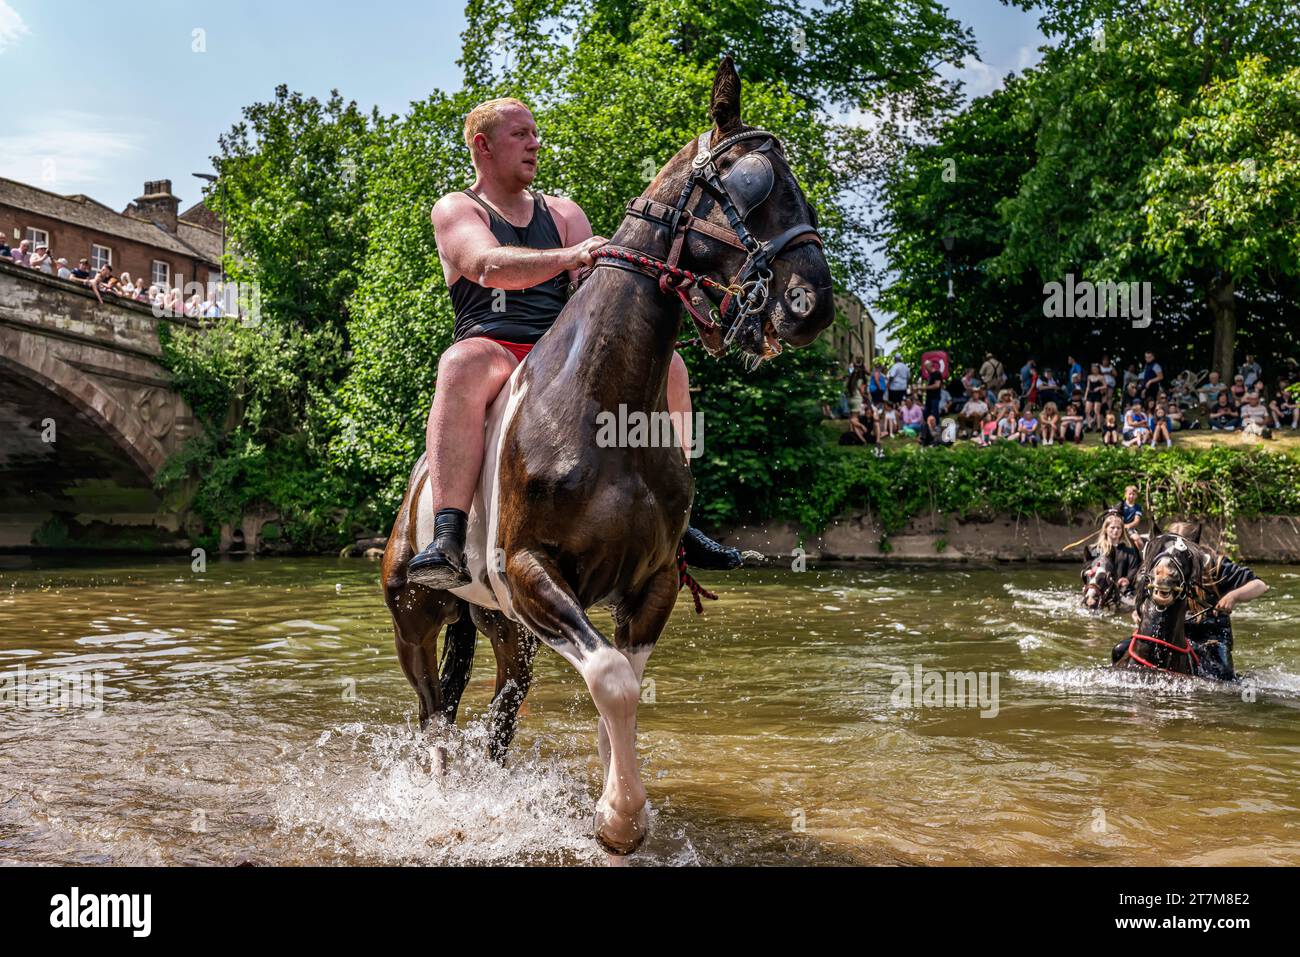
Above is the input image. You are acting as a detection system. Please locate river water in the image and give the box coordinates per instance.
[1,556,1297,866]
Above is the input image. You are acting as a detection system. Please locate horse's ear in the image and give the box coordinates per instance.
[709,55,741,133]
[1190,523,1202,544]
[1151,516,1162,537]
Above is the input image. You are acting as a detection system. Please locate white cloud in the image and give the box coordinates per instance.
[943,46,1043,102]
[0,1,28,54]
[0,111,146,195]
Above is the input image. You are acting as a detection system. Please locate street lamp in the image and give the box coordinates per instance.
[941,234,956,345]
[191,172,225,308]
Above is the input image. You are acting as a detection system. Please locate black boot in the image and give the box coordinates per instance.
[681,526,742,570]
[407,508,472,588]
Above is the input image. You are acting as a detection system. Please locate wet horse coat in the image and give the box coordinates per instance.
[382,57,834,854]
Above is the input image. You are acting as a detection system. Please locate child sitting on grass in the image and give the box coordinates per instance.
[1102,410,1120,446]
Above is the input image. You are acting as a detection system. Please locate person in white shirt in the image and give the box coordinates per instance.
[1240,392,1270,435]
[886,357,910,404]
[30,244,55,273]
[56,258,73,280]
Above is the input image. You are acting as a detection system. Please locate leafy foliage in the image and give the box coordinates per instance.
[788,441,1300,551]
[880,0,1300,375]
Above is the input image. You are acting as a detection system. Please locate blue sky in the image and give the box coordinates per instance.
[0,0,1045,341]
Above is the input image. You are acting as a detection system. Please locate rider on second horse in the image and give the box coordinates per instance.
[1081,509,1141,609]
[406,96,741,588]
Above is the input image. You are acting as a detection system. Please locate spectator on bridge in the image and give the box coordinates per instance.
[887,356,911,405]
[87,264,112,304]
[118,272,137,296]
[10,240,30,267]
[29,244,55,274]
[0,240,11,259]
[56,258,72,280]
[980,352,1007,392]
[70,258,91,280]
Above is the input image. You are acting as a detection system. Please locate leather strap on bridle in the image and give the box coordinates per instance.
[587,127,823,358]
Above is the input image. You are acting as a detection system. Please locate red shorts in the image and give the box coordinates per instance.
[485,338,535,363]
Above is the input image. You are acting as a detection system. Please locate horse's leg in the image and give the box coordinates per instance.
[439,600,479,724]
[506,548,649,855]
[471,605,539,763]
[383,576,460,727]
[599,567,678,783]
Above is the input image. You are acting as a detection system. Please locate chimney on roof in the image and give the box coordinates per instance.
[132,179,180,233]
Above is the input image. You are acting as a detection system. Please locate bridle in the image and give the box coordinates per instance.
[1081,557,1114,607]
[1125,537,1201,674]
[590,127,823,362]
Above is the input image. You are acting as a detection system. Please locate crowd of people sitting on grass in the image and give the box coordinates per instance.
[0,238,223,316]
[829,348,1299,449]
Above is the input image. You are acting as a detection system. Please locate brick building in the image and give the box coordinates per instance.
[0,177,220,293]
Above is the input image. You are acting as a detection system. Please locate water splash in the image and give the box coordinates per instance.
[275,720,609,865]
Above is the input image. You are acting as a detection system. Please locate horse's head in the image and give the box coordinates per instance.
[638,56,834,362]
[1081,553,1115,610]
[1136,531,1202,613]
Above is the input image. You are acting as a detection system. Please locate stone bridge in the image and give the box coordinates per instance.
[0,259,200,550]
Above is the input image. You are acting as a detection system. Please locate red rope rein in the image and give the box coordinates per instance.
[677,545,718,615]
[1125,630,1201,673]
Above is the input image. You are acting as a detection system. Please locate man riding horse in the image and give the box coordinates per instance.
[406,95,740,588]
[383,57,833,855]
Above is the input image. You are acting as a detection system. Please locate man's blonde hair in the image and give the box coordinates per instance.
[463,97,531,162]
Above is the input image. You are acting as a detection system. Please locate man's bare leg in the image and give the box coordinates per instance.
[408,338,519,587]
[667,350,692,461]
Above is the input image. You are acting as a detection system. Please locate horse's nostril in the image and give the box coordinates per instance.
[786,285,815,317]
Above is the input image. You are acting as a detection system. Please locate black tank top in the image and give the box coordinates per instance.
[449,188,569,344]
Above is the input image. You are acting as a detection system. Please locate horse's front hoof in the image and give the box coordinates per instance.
[594,803,648,856]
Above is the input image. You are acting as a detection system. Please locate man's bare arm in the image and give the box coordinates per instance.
[432,193,604,290]
[545,195,598,286]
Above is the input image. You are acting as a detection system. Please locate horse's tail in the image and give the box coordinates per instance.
[438,599,478,719]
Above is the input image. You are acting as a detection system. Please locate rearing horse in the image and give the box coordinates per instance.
[381,57,834,855]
